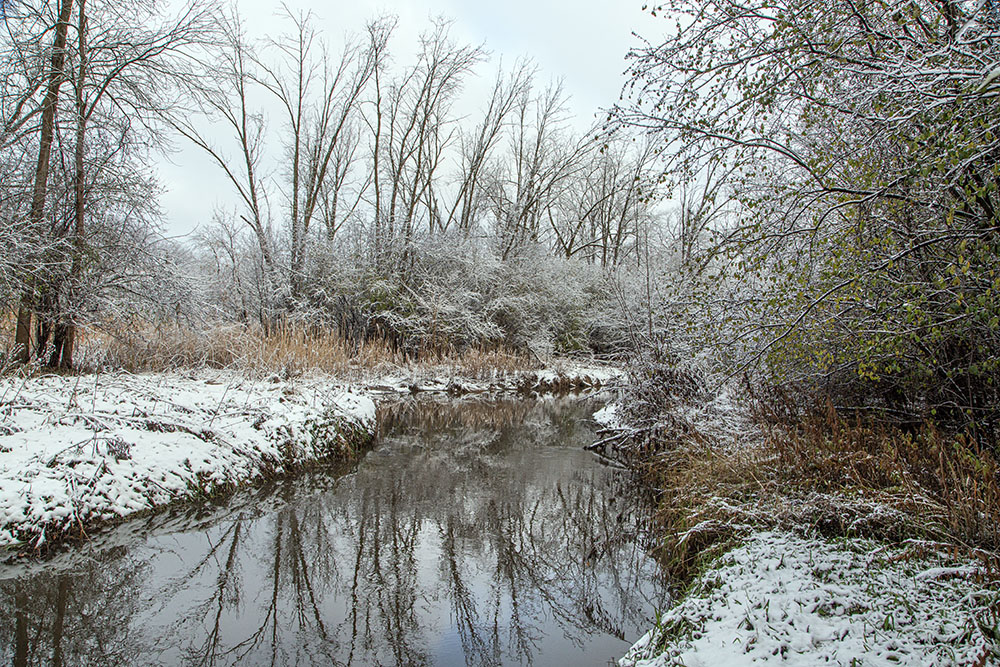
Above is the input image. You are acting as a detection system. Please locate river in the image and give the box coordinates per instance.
[0,396,666,666]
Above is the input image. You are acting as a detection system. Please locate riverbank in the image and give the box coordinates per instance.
[0,371,376,553]
[0,362,621,556]
[621,531,998,666]
[364,361,622,395]
[596,402,1000,665]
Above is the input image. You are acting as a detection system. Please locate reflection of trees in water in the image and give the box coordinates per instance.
[200,397,664,666]
[439,467,660,665]
[0,398,666,667]
[0,551,147,666]
[158,489,354,667]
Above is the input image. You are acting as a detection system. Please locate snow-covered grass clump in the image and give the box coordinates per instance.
[0,371,375,551]
[622,531,999,667]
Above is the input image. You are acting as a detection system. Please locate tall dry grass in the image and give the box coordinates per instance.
[625,403,1000,583]
[760,410,1000,553]
[0,316,539,380]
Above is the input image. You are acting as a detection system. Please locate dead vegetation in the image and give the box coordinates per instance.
[0,317,541,380]
[611,394,1000,586]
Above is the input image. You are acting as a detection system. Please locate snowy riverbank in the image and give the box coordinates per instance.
[0,371,376,552]
[0,362,621,554]
[621,532,999,666]
[594,399,1000,666]
[364,362,624,395]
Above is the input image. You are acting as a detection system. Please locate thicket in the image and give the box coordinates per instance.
[592,0,1000,578]
[617,0,1000,438]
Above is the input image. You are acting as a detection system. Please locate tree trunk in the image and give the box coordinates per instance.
[49,323,73,369]
[14,0,74,364]
[13,302,32,362]
[54,0,87,370]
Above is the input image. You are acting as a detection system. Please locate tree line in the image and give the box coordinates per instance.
[1,1,670,367]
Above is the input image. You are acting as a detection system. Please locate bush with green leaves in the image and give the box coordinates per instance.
[619,0,1000,434]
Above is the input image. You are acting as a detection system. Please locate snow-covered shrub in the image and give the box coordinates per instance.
[285,234,630,358]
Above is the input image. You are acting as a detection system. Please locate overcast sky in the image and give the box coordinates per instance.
[157,0,664,237]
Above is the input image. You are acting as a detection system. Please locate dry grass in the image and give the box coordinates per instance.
[0,316,540,380]
[626,404,1000,583]
[763,410,1000,551]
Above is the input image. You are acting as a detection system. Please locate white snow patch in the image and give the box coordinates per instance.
[364,362,624,395]
[0,371,375,549]
[621,531,999,666]
[594,403,625,429]
[551,362,626,386]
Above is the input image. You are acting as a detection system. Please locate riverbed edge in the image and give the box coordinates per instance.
[0,372,379,558]
[619,530,999,666]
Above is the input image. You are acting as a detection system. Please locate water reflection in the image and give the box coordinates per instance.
[0,397,666,666]
[0,553,147,666]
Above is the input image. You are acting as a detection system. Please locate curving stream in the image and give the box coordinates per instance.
[0,396,666,666]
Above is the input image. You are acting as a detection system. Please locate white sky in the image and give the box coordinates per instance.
[157,0,664,237]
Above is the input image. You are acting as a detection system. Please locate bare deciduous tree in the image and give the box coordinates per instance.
[13,0,73,363]
[366,19,484,273]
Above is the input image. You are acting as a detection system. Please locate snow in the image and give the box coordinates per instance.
[0,371,375,550]
[621,531,999,667]
[594,402,625,429]
[0,362,616,552]
[549,362,626,386]
[365,361,624,395]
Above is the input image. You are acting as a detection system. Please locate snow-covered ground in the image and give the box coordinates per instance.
[0,371,375,551]
[621,531,999,666]
[593,402,626,429]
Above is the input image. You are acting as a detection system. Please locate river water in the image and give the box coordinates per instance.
[0,396,667,666]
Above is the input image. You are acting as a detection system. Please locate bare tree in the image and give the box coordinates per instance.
[365,19,484,273]
[45,0,216,367]
[485,81,588,261]
[174,14,280,319]
[255,8,389,301]
[551,136,660,268]
[2,0,217,367]
[181,11,391,315]
[13,0,73,364]
[437,60,533,235]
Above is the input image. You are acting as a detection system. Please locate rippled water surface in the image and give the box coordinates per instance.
[1,397,667,666]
